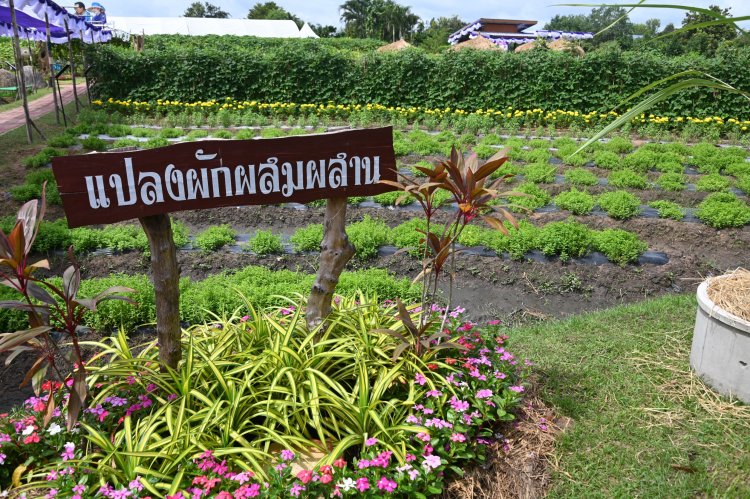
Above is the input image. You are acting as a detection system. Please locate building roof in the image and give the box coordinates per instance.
[376,39,412,52]
[106,17,311,38]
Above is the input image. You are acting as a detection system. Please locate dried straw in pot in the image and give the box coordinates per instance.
[706,268,750,322]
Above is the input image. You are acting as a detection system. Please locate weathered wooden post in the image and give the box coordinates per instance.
[52,127,396,368]
[306,197,355,331]
[139,214,181,370]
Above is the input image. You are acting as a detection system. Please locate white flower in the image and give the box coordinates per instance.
[338,478,356,492]
[22,425,35,436]
[47,423,62,436]
[421,454,442,471]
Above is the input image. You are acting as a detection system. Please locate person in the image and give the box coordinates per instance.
[88,2,107,24]
[73,2,91,21]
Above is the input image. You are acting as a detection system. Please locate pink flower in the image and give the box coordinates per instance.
[44,489,58,499]
[476,389,493,399]
[247,483,261,497]
[281,449,295,461]
[450,433,466,442]
[289,484,305,497]
[240,315,250,322]
[0,452,6,465]
[405,453,416,462]
[355,477,370,492]
[365,437,378,447]
[320,473,333,484]
[215,492,232,499]
[414,373,426,386]
[166,494,185,499]
[296,469,314,484]
[509,385,525,393]
[377,476,397,492]
[333,458,346,468]
[425,389,442,397]
[127,376,136,385]
[449,396,469,412]
[487,319,501,325]
[61,442,76,461]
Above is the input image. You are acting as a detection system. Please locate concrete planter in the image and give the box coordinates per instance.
[690,278,750,403]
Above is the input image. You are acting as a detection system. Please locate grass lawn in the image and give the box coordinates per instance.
[512,293,750,497]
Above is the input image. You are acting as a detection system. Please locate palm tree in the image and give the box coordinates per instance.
[340,0,371,38]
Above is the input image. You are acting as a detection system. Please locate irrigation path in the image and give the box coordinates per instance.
[0,83,87,135]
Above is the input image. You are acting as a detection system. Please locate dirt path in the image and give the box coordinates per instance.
[0,83,87,135]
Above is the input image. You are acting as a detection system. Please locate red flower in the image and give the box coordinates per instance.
[296,469,314,484]
[445,358,457,365]
[333,458,346,468]
[23,433,40,444]
[427,363,438,370]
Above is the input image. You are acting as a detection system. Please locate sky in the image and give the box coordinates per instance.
[102,1,749,30]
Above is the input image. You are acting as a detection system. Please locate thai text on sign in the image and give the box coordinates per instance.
[52,127,397,228]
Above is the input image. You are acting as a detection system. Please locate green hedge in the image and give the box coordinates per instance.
[89,41,750,118]
[0,267,421,334]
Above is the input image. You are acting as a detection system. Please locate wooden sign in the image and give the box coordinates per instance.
[52,127,397,228]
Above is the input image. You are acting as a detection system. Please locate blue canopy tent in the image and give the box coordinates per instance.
[0,0,111,141]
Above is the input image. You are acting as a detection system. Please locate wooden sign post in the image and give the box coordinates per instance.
[52,127,397,369]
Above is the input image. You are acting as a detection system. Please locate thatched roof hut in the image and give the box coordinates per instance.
[548,38,585,56]
[514,41,536,53]
[376,39,412,52]
[450,36,503,52]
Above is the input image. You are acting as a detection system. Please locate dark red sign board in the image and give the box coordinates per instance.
[52,127,397,228]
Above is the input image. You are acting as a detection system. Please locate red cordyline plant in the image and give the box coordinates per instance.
[0,186,134,429]
[379,147,519,359]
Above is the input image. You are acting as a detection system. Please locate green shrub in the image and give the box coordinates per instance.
[528,138,550,149]
[392,218,427,256]
[523,162,557,183]
[724,162,750,177]
[457,224,486,247]
[290,223,324,252]
[347,216,390,260]
[159,128,183,139]
[608,169,649,189]
[107,124,133,137]
[517,148,552,164]
[23,147,64,168]
[131,127,159,138]
[482,220,539,260]
[10,169,61,205]
[653,160,684,174]
[648,200,684,220]
[622,150,658,172]
[695,173,731,192]
[473,144,500,159]
[194,224,237,251]
[374,191,409,206]
[81,136,109,151]
[187,129,210,140]
[537,219,593,262]
[655,172,687,191]
[557,145,590,167]
[144,137,170,149]
[47,134,78,148]
[554,188,595,215]
[564,167,599,186]
[593,229,647,265]
[0,217,72,253]
[593,150,622,170]
[552,137,577,149]
[597,190,642,219]
[695,193,750,228]
[604,137,633,154]
[489,161,521,181]
[736,175,750,195]
[506,182,551,212]
[246,229,283,255]
[212,130,234,139]
[111,138,140,149]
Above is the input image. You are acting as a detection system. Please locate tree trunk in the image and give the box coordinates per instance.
[139,214,181,371]
[306,197,355,334]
